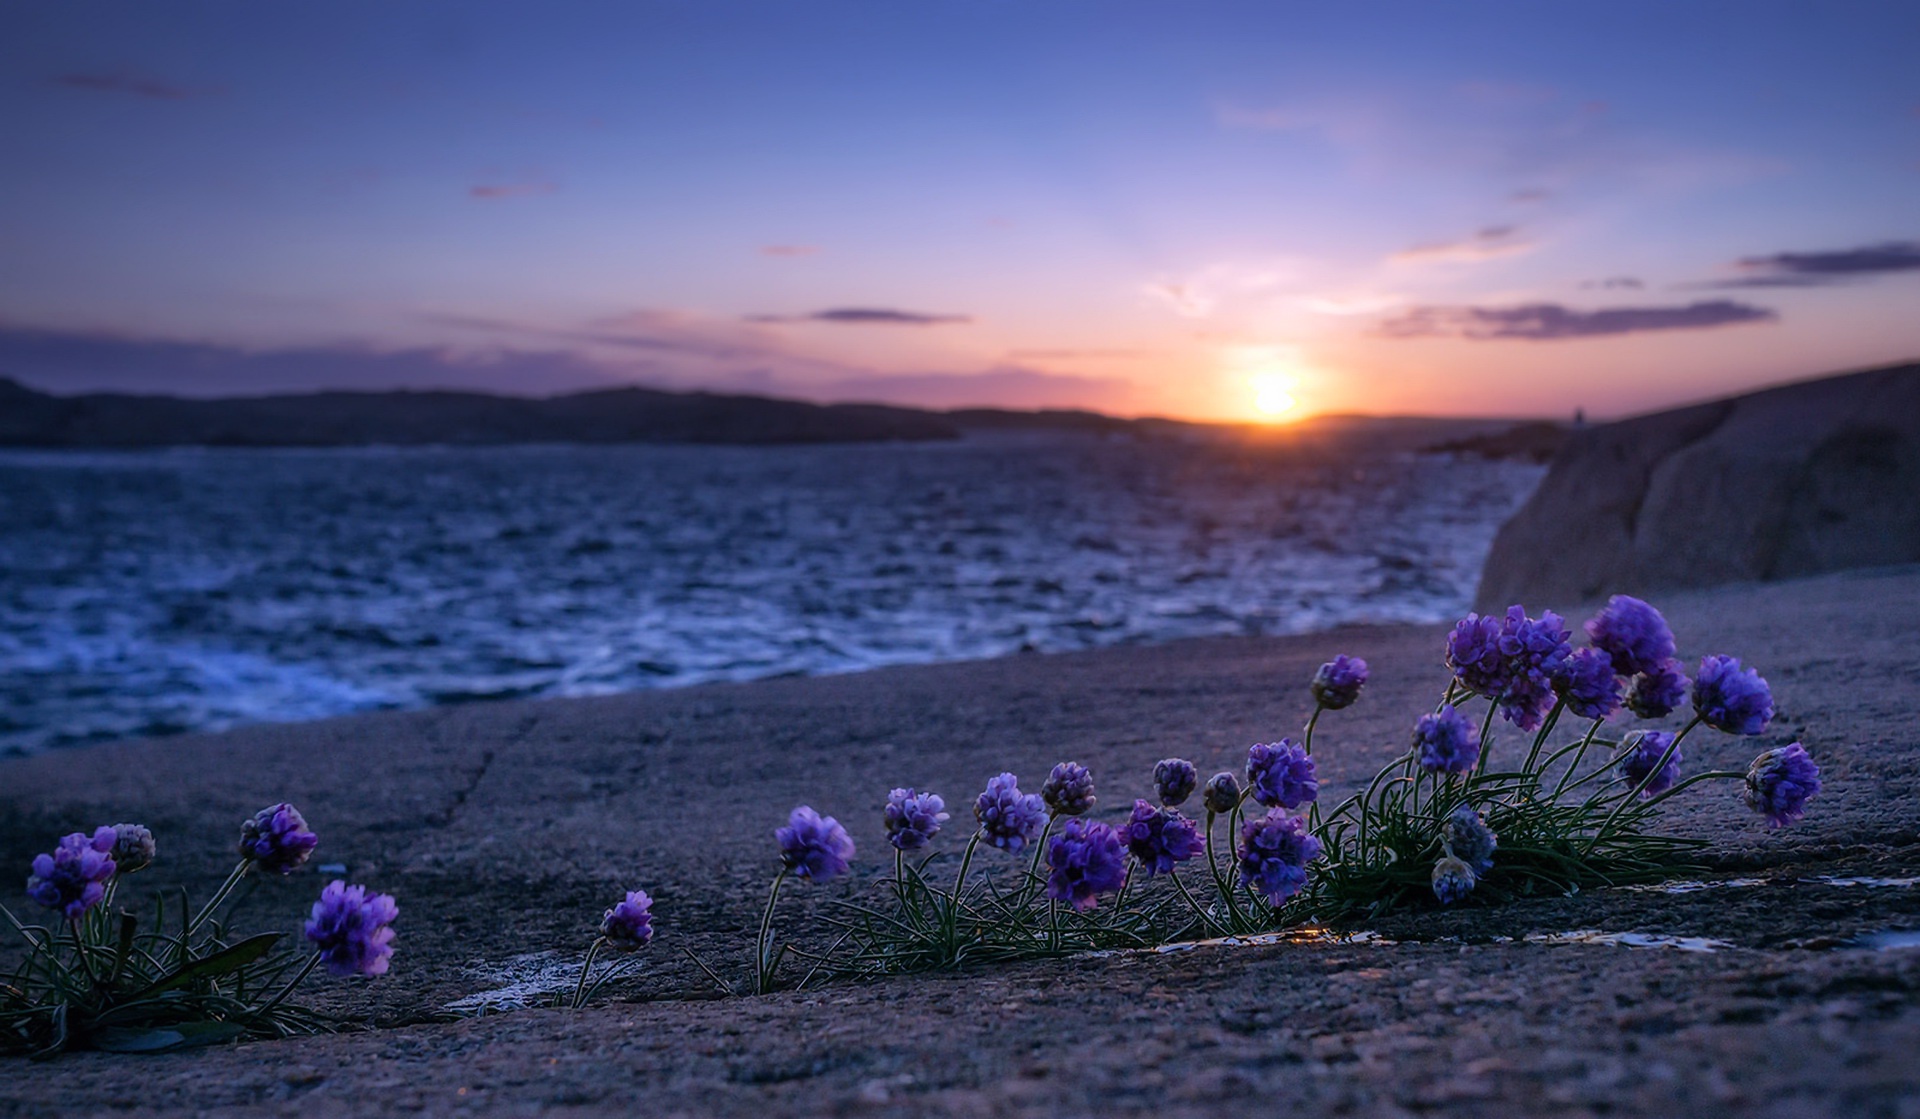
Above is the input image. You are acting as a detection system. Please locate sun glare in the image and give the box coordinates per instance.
[1249,373,1298,421]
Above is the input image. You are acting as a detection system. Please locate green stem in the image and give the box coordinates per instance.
[186,861,251,940]
[1637,770,1746,813]
[1024,818,1056,900]
[1549,718,1609,799]
[571,937,605,1009]
[1473,700,1498,776]
[252,952,321,1020]
[67,921,99,990]
[1522,698,1566,776]
[1204,812,1245,929]
[1167,867,1218,936]
[755,869,790,994]
[1584,717,1701,854]
[1303,705,1324,753]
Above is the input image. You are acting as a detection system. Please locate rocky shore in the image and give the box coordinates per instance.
[2,564,1918,1116]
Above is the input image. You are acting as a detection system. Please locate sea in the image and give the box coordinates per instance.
[0,432,1544,755]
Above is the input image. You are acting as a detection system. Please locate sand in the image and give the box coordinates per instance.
[3,564,1918,1116]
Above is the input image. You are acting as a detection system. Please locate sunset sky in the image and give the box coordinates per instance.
[2,1,1917,423]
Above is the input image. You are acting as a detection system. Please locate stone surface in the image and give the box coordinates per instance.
[1476,363,1920,609]
[3,566,1919,1116]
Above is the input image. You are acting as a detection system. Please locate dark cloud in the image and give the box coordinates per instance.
[1392,225,1531,264]
[1580,276,1644,290]
[52,69,213,101]
[748,308,972,326]
[1377,299,1776,341]
[1713,241,1920,287]
[469,179,558,200]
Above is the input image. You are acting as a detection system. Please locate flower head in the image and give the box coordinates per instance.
[1044,819,1128,912]
[974,773,1046,853]
[599,889,655,952]
[25,828,117,920]
[1202,771,1241,815]
[1414,705,1481,775]
[108,823,156,875]
[1236,809,1321,907]
[883,788,950,851]
[1618,731,1682,797]
[1693,655,1774,736]
[1039,762,1096,818]
[1153,758,1198,807]
[239,803,319,875]
[1745,743,1821,828]
[1245,739,1318,809]
[1553,646,1623,722]
[775,806,855,880]
[1120,800,1204,877]
[1431,856,1477,905]
[1496,606,1572,731]
[1445,612,1511,699]
[1311,655,1369,710]
[1584,595,1677,678]
[1441,804,1498,874]
[304,881,398,977]
[1626,658,1688,719]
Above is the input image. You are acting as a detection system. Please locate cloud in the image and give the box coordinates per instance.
[758,244,819,258]
[747,308,972,326]
[469,179,558,200]
[1391,225,1533,265]
[1377,299,1776,341]
[1709,241,1920,287]
[51,69,213,101]
[1580,276,1644,290]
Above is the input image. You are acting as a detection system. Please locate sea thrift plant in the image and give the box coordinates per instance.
[239,803,320,875]
[1693,655,1774,736]
[974,773,1046,853]
[1585,596,1676,677]
[777,806,855,881]
[25,829,117,921]
[1431,856,1477,905]
[884,788,949,851]
[573,889,654,1008]
[1120,800,1203,877]
[1311,655,1369,710]
[1040,762,1096,817]
[107,824,156,875]
[1246,740,1317,809]
[1202,772,1241,815]
[1745,744,1822,827]
[1626,658,1688,719]
[1618,731,1682,798]
[1414,706,1480,775]
[1446,612,1511,698]
[1044,819,1128,912]
[1440,805,1498,874]
[1153,758,1198,807]
[1495,606,1572,731]
[1553,646,1623,721]
[304,882,399,978]
[1236,809,1321,906]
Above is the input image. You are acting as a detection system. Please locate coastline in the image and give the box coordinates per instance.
[3,564,1918,1115]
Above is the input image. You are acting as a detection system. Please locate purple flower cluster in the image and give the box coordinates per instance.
[1441,804,1498,874]
[1618,731,1682,797]
[1431,856,1477,905]
[1120,800,1203,877]
[974,773,1046,852]
[776,806,855,880]
[239,803,319,875]
[1495,606,1572,731]
[108,823,156,875]
[1153,758,1198,807]
[1585,596,1677,677]
[883,788,950,851]
[1311,655,1369,710]
[1040,762,1096,818]
[1692,655,1774,736]
[1236,809,1321,906]
[304,881,398,977]
[1045,819,1128,911]
[1245,740,1317,809]
[25,828,117,920]
[1745,743,1821,828]
[1553,646,1623,721]
[1627,658,1688,719]
[1202,772,1241,815]
[1445,612,1510,698]
[600,889,655,951]
[1414,706,1481,775]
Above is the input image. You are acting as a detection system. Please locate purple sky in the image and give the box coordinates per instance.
[2,1,1917,421]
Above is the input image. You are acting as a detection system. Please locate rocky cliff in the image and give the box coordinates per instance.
[1476,362,1920,609]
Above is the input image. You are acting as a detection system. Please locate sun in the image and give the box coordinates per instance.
[1248,372,1298,420]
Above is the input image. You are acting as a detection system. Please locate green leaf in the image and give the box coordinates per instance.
[126,933,284,1001]
[90,1021,246,1053]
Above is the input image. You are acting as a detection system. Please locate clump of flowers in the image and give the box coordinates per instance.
[1626,658,1688,719]
[107,824,156,875]
[573,889,654,1007]
[1310,655,1369,710]
[1246,740,1317,809]
[240,803,320,875]
[1044,819,1128,912]
[1040,761,1096,817]
[1414,706,1480,775]
[1120,800,1203,878]
[305,882,399,978]
[1152,758,1198,807]
[25,828,117,921]
[884,788,949,851]
[1441,804,1498,874]
[1495,606,1572,731]
[1237,809,1321,907]
[1446,612,1511,698]
[974,773,1046,853]
[1553,646,1623,722]
[1746,743,1822,827]
[1585,595,1676,677]
[778,806,855,880]
[1693,655,1774,736]
[1618,731,1682,797]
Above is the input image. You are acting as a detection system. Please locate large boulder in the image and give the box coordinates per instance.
[1476,362,1920,609]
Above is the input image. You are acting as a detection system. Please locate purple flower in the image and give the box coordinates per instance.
[1626,658,1688,719]
[1236,809,1321,907]
[239,803,319,875]
[1745,743,1821,828]
[1584,595,1677,678]
[1431,856,1477,905]
[1693,655,1774,736]
[1039,762,1096,818]
[883,788,950,851]
[1618,731,1682,797]
[1441,804,1498,874]
[108,823,156,875]
[1202,771,1241,815]
[1044,819,1128,912]
[1120,800,1204,877]
[1553,646,1623,722]
[775,806,855,880]
[304,881,398,977]
[599,889,655,952]
[974,773,1046,853]
[25,828,117,920]
[1246,739,1318,809]
[1445,612,1511,698]
[1153,758,1198,807]
[1414,706,1481,775]
[1496,606,1572,731]
[1311,655,1369,710]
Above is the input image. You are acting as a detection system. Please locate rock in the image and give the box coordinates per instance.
[1477,362,1920,609]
